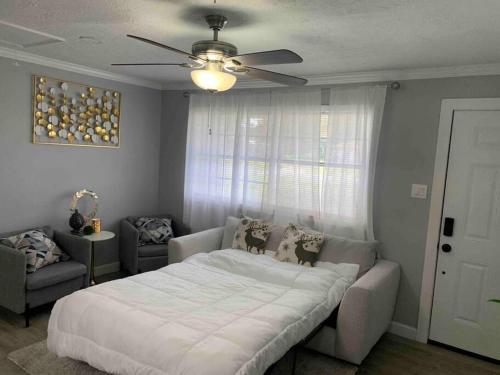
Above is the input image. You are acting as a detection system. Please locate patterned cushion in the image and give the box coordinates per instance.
[232,218,272,254]
[274,224,325,267]
[134,217,174,246]
[0,229,67,273]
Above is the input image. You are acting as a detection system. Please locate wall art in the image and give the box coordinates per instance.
[32,75,121,147]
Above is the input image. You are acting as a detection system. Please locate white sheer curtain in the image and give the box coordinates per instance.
[183,90,273,231]
[320,86,386,240]
[183,85,386,239]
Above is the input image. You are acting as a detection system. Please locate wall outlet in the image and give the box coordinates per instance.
[411,184,428,199]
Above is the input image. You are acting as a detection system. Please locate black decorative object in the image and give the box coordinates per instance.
[69,209,85,235]
[83,225,94,236]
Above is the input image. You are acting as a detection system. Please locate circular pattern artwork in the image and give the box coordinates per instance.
[32,76,120,147]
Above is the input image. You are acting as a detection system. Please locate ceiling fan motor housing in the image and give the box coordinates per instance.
[191,14,237,61]
[205,14,228,31]
[192,40,237,60]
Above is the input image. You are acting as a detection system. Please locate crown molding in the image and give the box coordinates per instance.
[163,62,500,90]
[0,46,162,90]
[235,62,500,89]
[2,44,500,91]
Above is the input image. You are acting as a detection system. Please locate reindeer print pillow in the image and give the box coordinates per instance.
[274,224,325,267]
[232,218,272,254]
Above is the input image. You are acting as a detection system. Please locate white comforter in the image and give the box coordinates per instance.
[48,249,358,375]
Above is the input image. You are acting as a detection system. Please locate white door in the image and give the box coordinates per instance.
[430,110,500,360]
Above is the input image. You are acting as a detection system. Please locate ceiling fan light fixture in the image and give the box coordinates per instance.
[191,63,236,92]
[115,14,307,89]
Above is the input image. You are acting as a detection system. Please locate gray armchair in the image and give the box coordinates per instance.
[0,226,91,327]
[120,214,190,275]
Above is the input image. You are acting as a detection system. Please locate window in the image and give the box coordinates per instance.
[184,86,386,239]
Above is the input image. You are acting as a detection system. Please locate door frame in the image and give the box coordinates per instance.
[416,98,500,343]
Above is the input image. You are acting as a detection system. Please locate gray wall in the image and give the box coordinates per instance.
[0,57,162,268]
[160,76,500,329]
[159,91,190,224]
[374,75,500,328]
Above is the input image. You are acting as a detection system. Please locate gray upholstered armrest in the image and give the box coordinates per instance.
[335,259,400,364]
[0,244,26,313]
[53,230,92,267]
[172,220,191,237]
[54,230,92,286]
[168,227,224,264]
[120,219,139,274]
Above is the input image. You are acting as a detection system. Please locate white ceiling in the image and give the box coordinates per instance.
[2,0,500,88]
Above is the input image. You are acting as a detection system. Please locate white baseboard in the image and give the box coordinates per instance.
[94,262,120,277]
[389,321,417,341]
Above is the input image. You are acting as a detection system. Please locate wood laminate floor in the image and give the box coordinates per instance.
[1,274,498,375]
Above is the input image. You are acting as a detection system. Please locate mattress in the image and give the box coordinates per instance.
[48,249,358,375]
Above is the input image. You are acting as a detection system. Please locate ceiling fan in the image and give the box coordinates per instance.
[112,14,307,92]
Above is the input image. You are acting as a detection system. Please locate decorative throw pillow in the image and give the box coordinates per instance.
[134,217,174,246]
[232,217,272,254]
[0,229,67,273]
[274,224,325,267]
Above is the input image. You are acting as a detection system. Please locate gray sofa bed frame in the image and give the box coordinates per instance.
[169,226,400,365]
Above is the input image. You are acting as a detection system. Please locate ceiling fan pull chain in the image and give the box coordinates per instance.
[208,92,213,136]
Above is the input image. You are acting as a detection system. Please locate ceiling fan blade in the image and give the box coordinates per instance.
[111,63,190,67]
[231,49,303,66]
[126,34,202,61]
[245,67,307,86]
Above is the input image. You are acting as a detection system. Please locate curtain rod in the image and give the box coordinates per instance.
[182,81,401,97]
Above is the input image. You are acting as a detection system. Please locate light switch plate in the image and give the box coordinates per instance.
[411,184,428,199]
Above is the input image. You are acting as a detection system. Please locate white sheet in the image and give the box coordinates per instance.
[48,249,358,375]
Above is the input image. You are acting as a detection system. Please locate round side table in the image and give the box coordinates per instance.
[83,231,115,285]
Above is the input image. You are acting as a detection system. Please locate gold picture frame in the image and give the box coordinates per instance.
[32,75,121,148]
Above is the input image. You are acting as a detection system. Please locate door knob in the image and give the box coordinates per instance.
[441,244,452,253]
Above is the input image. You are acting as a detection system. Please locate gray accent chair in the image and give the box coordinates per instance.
[0,226,91,327]
[120,214,190,275]
[169,217,400,365]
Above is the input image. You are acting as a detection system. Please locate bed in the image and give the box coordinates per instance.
[48,249,358,375]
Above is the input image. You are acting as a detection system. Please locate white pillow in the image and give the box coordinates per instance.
[315,261,360,282]
[221,216,240,249]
